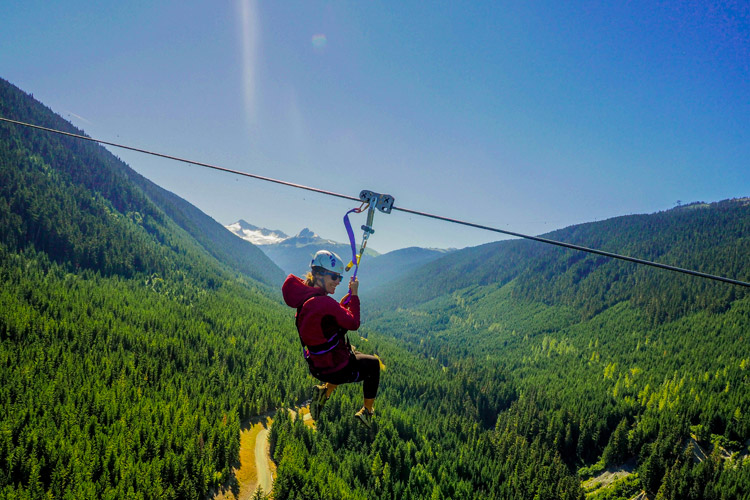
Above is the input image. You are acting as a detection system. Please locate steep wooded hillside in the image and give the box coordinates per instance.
[0,78,283,288]
[371,200,749,323]
[0,79,588,500]
[0,78,303,499]
[366,199,750,499]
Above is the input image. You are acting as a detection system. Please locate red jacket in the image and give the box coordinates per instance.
[282,274,360,374]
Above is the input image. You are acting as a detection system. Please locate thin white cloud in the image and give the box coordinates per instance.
[65,110,92,124]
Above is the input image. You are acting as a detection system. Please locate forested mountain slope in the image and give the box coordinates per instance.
[371,200,749,322]
[366,199,750,499]
[0,78,304,498]
[0,79,592,499]
[358,246,452,296]
[3,76,748,499]
[126,171,285,288]
[0,78,283,288]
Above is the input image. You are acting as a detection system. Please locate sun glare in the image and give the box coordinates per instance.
[239,0,259,127]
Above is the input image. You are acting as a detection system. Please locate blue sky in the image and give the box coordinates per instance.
[2,1,748,254]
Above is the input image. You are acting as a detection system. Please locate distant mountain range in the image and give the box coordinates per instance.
[226,219,452,296]
[226,220,368,277]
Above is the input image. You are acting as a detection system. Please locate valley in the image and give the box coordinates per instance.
[1,77,749,499]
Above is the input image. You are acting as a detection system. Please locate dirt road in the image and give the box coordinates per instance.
[209,415,275,500]
[209,408,312,500]
[254,428,273,495]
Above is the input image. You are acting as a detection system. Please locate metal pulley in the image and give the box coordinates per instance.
[342,190,395,276]
[358,190,394,239]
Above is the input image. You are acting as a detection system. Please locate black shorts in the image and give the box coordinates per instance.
[314,351,380,399]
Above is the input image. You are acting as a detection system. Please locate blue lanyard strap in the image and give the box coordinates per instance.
[342,206,364,304]
[341,191,395,305]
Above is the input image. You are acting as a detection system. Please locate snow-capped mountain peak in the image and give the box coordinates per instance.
[225,220,289,246]
[295,228,318,240]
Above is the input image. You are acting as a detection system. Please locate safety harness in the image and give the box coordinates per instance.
[295,298,341,353]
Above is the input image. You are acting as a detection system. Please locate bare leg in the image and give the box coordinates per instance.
[364,398,375,413]
[325,383,338,398]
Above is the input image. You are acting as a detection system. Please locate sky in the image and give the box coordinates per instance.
[1,1,748,254]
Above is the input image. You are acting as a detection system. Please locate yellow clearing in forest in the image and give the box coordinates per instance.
[211,415,276,500]
[210,408,314,500]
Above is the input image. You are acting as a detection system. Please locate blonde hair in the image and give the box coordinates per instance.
[305,266,326,287]
[304,271,315,286]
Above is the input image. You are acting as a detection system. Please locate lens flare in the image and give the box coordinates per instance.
[312,34,327,49]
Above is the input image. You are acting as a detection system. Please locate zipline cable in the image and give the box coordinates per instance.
[2,115,749,289]
[0,117,361,204]
[391,206,750,288]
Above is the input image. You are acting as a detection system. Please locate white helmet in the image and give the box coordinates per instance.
[310,250,344,274]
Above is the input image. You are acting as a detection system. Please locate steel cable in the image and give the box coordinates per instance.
[2,116,748,288]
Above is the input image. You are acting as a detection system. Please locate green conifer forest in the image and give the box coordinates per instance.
[1,78,749,499]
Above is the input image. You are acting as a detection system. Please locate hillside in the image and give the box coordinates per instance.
[0,78,284,289]
[2,76,749,499]
[0,79,590,499]
[0,78,304,498]
[366,199,750,498]
[370,200,749,321]
[126,176,285,288]
[357,246,452,294]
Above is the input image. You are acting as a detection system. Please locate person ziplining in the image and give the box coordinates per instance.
[281,192,393,428]
[282,250,380,427]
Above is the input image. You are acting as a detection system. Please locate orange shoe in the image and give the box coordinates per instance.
[354,407,374,428]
